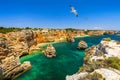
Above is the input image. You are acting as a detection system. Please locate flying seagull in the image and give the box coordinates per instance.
[70,5,78,17]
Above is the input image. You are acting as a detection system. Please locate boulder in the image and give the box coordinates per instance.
[78,40,88,50]
[43,44,56,58]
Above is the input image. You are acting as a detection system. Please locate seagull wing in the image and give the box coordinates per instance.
[70,6,75,12]
[70,5,78,17]
[74,11,78,17]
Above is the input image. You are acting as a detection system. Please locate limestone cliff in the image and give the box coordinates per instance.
[0,33,32,80]
[0,56,31,80]
[66,38,120,80]
[0,29,117,79]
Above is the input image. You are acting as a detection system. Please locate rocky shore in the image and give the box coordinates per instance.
[0,28,116,79]
[66,38,120,80]
[0,56,31,80]
[0,30,33,80]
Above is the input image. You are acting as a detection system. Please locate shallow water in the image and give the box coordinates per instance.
[15,35,120,80]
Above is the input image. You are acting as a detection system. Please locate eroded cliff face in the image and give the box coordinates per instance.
[0,37,32,80]
[87,30,105,36]
[0,30,38,80]
[0,56,31,80]
[104,30,116,35]
[19,30,37,54]
[66,39,120,80]
[0,30,37,57]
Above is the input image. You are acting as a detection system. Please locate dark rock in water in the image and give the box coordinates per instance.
[43,44,56,58]
[66,34,75,42]
[77,40,88,50]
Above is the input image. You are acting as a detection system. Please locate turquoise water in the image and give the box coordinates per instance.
[15,35,120,80]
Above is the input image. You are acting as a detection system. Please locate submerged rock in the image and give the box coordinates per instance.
[77,40,88,50]
[43,44,56,58]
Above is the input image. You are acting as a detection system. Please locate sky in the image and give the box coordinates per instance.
[0,0,120,30]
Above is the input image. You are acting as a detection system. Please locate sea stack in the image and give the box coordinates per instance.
[43,44,56,58]
[78,40,88,50]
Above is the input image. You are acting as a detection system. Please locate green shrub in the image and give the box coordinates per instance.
[84,30,90,34]
[106,57,120,70]
[79,66,85,72]
[0,27,22,33]
[83,72,105,80]
[103,37,111,41]
[98,51,104,56]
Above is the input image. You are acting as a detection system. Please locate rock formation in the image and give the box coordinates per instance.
[66,72,88,80]
[19,30,37,52]
[66,68,120,80]
[0,56,31,80]
[0,29,117,79]
[0,35,32,80]
[66,34,75,42]
[87,30,105,36]
[66,39,120,80]
[43,44,56,58]
[93,68,120,80]
[104,30,115,35]
[116,31,120,36]
[96,39,120,58]
[77,40,88,50]
[84,38,120,61]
